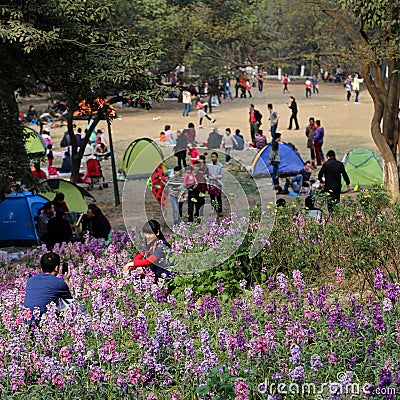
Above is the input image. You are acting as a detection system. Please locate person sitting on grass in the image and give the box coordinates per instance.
[31,162,47,180]
[81,204,111,240]
[57,151,72,173]
[281,161,313,195]
[24,252,72,317]
[122,220,173,281]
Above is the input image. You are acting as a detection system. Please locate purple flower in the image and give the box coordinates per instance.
[374,268,387,290]
[252,285,263,308]
[276,273,288,293]
[287,366,305,381]
[382,298,393,312]
[290,344,301,365]
[310,355,322,372]
[292,270,305,293]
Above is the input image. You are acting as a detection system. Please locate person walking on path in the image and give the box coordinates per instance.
[182,89,192,117]
[267,103,279,140]
[249,104,263,145]
[282,74,290,93]
[305,117,317,168]
[223,77,233,100]
[195,96,216,128]
[345,75,352,101]
[207,152,224,217]
[174,130,188,169]
[257,70,264,92]
[313,119,324,166]
[221,128,238,164]
[305,78,312,98]
[192,161,208,220]
[269,132,282,192]
[352,73,364,103]
[287,96,299,130]
[167,166,183,225]
[311,74,319,94]
[318,150,350,212]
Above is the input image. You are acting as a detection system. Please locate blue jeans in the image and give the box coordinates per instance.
[354,90,359,103]
[271,161,280,187]
[284,174,303,193]
[271,124,277,140]
[183,103,190,116]
[224,87,233,99]
[170,196,182,224]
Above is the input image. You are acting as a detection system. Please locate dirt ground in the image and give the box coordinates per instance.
[25,81,375,231]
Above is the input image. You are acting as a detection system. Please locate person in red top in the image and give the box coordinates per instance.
[52,192,70,213]
[122,220,172,280]
[31,162,47,179]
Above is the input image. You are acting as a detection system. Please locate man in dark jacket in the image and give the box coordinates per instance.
[249,104,263,145]
[318,150,350,211]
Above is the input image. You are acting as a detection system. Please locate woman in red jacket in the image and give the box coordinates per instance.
[122,220,172,280]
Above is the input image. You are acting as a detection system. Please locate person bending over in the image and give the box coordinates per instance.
[24,252,72,317]
[122,220,172,280]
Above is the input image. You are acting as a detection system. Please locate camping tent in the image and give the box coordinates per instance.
[0,192,48,247]
[120,138,164,179]
[39,179,95,213]
[24,127,47,158]
[341,147,383,190]
[251,142,305,177]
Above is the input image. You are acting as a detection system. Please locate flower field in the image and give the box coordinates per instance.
[0,189,399,399]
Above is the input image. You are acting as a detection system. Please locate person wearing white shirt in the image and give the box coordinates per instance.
[182,89,191,117]
[352,73,364,103]
[221,128,238,165]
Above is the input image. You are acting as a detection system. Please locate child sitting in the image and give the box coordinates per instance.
[255,130,267,149]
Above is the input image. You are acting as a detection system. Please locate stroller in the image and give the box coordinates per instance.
[86,158,108,190]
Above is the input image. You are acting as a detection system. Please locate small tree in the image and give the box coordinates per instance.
[311,0,400,199]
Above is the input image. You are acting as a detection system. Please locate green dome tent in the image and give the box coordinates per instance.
[120,138,164,179]
[39,179,96,213]
[341,147,383,190]
[24,127,47,158]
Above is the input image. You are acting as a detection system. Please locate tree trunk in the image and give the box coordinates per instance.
[362,63,400,201]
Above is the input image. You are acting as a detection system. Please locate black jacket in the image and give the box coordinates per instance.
[174,133,188,154]
[47,217,73,246]
[289,101,298,113]
[249,110,263,125]
[82,214,111,240]
[318,158,350,191]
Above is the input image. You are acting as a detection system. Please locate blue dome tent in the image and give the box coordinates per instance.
[0,192,49,247]
[251,142,305,177]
